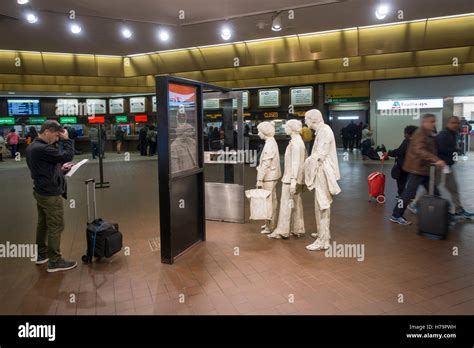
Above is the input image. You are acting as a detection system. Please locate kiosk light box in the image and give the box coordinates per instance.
[0,118,15,125]
[130,97,146,113]
[88,116,105,124]
[135,115,148,123]
[8,99,40,116]
[115,116,128,123]
[29,117,47,125]
[60,117,78,124]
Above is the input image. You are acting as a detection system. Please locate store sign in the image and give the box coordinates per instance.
[135,115,148,123]
[293,111,306,117]
[259,89,280,108]
[203,98,220,110]
[290,87,313,106]
[0,118,15,125]
[88,116,105,124]
[60,117,78,124]
[263,111,279,118]
[109,98,125,114]
[325,81,370,104]
[207,113,222,119]
[152,96,157,112]
[28,117,47,124]
[377,99,444,110]
[130,97,146,113]
[115,116,128,123]
[232,91,250,109]
[86,99,106,115]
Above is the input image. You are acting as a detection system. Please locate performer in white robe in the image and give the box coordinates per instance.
[256,121,281,234]
[304,109,341,251]
[268,119,306,239]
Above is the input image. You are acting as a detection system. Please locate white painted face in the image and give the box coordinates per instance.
[258,131,266,140]
[285,125,292,136]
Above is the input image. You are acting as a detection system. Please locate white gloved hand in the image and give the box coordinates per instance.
[290,179,297,195]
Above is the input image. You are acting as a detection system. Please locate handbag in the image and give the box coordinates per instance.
[245,189,272,220]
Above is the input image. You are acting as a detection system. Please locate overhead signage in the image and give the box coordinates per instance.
[377,99,444,110]
[56,99,79,116]
[28,117,47,124]
[130,97,146,113]
[109,98,125,114]
[152,96,157,112]
[60,117,78,124]
[232,91,250,109]
[88,116,105,124]
[203,98,220,110]
[135,115,148,123]
[8,99,40,116]
[115,116,128,123]
[0,118,15,125]
[86,99,107,115]
[325,81,370,104]
[290,87,314,106]
[259,89,280,108]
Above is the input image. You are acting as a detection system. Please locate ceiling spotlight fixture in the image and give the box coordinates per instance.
[271,12,283,31]
[375,4,389,20]
[17,0,29,5]
[159,29,170,42]
[122,27,133,39]
[70,23,82,34]
[26,13,38,24]
[8,92,16,95]
[220,26,232,41]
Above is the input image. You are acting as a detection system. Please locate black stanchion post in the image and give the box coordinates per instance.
[96,123,110,189]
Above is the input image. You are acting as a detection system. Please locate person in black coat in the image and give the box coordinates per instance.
[139,125,149,156]
[388,125,418,196]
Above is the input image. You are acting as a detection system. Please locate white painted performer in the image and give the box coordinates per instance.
[268,119,307,239]
[304,109,341,251]
[256,121,281,234]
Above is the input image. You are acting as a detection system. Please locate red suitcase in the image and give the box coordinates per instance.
[368,171,386,204]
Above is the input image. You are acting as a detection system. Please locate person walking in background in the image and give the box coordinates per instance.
[390,114,446,225]
[388,125,418,197]
[115,126,125,154]
[301,123,313,155]
[244,123,250,152]
[361,124,373,160]
[345,120,358,151]
[435,116,474,217]
[340,126,349,151]
[147,125,157,156]
[139,125,149,156]
[0,130,5,162]
[6,128,20,159]
[355,122,363,150]
[26,126,39,145]
[88,126,99,159]
[26,120,77,272]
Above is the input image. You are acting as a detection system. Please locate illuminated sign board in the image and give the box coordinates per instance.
[60,117,78,124]
[135,115,148,123]
[115,116,128,123]
[377,99,444,110]
[88,116,105,123]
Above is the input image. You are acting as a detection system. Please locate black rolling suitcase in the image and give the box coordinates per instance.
[82,179,123,263]
[417,165,450,240]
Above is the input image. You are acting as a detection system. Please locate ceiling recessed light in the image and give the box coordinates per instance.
[8,92,16,95]
[70,23,82,34]
[66,93,72,96]
[220,26,232,41]
[17,0,29,5]
[122,27,132,39]
[159,29,170,42]
[26,13,38,24]
[375,4,389,20]
[271,13,283,31]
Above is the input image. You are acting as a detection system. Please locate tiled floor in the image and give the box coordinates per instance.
[0,150,473,315]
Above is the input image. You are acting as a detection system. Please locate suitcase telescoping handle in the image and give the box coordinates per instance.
[85,178,97,223]
[429,164,436,196]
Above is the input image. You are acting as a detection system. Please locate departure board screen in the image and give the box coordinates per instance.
[8,99,40,116]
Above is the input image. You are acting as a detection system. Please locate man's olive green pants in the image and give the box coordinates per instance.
[33,192,64,262]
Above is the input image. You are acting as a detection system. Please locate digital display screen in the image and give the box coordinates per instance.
[0,118,15,125]
[88,116,105,124]
[8,99,41,116]
[134,115,148,123]
[60,117,78,124]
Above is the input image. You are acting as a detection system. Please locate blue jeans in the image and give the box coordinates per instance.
[10,144,17,159]
[91,142,99,159]
[392,173,439,218]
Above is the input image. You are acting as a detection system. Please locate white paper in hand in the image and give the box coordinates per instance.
[65,159,89,177]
